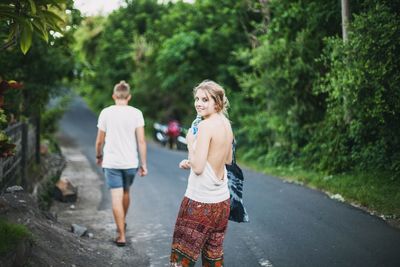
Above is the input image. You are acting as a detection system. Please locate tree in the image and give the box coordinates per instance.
[0,0,66,54]
[341,0,350,41]
[132,0,262,123]
[76,0,163,113]
[306,3,400,175]
[0,0,80,158]
[236,0,341,165]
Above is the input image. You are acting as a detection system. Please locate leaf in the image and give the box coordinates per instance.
[33,9,64,33]
[0,8,22,20]
[27,0,37,15]
[20,21,33,54]
[46,20,63,33]
[41,10,64,23]
[0,5,16,14]
[36,0,67,5]
[6,22,16,39]
[32,19,48,42]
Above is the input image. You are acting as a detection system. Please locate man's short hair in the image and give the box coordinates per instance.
[113,80,130,99]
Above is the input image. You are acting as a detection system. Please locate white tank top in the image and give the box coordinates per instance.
[184,162,230,203]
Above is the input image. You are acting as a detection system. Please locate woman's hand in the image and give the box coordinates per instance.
[179,159,191,169]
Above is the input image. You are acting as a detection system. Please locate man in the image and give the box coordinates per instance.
[95,80,147,247]
[166,119,181,149]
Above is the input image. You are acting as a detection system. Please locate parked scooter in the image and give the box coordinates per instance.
[153,122,168,146]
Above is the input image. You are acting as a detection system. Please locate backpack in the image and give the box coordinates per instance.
[167,121,180,137]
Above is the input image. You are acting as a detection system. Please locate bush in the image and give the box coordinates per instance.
[41,95,72,139]
[0,219,31,255]
[304,3,400,177]
[236,0,341,166]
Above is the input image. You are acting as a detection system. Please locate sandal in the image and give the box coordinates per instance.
[114,239,126,247]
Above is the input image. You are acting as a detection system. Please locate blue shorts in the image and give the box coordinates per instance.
[103,168,138,190]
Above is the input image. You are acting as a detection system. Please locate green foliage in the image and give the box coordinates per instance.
[0,0,67,54]
[305,3,400,176]
[74,0,399,181]
[76,0,163,113]
[72,16,105,65]
[0,108,7,128]
[0,35,75,116]
[236,0,341,166]
[137,0,262,123]
[0,108,15,158]
[0,0,80,117]
[0,0,80,159]
[76,0,262,124]
[41,95,71,139]
[0,219,31,255]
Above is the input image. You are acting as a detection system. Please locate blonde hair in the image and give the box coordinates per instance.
[113,80,130,99]
[193,80,229,116]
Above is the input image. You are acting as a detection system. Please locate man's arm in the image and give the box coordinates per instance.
[95,129,106,166]
[136,126,147,176]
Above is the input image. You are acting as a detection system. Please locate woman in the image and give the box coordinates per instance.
[170,80,233,267]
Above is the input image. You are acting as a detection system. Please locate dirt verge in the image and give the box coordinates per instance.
[0,137,149,266]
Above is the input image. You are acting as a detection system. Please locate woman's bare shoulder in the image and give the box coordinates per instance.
[198,119,213,131]
[199,116,232,132]
[221,116,233,131]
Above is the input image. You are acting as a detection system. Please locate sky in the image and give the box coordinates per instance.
[73,0,194,16]
[73,0,124,16]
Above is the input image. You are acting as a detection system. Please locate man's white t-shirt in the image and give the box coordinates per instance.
[97,105,145,169]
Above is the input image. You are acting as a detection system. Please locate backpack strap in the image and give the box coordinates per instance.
[232,139,237,164]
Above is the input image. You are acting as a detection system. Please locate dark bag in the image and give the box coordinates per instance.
[226,142,249,223]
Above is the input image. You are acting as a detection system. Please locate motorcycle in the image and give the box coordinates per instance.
[153,122,168,146]
[153,122,187,150]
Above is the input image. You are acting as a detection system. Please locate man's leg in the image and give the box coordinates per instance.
[111,188,126,242]
[121,168,137,223]
[123,189,130,219]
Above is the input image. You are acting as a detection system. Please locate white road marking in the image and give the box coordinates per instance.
[241,228,274,267]
[259,258,274,266]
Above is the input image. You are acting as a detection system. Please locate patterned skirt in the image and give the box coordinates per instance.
[170,196,230,267]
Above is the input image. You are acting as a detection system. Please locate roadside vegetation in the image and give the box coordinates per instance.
[0,0,80,256]
[1,0,79,165]
[0,219,31,255]
[244,162,400,218]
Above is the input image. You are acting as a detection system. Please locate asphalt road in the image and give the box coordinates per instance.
[59,97,400,267]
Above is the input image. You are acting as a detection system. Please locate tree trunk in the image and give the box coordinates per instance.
[341,0,350,42]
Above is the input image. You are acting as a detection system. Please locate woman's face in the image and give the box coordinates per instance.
[194,89,216,118]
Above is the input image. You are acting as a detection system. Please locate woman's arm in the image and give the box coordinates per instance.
[187,121,211,175]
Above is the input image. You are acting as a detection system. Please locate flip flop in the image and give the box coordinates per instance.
[114,240,126,247]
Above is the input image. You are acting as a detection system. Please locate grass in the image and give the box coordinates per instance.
[240,159,400,218]
[0,219,31,255]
